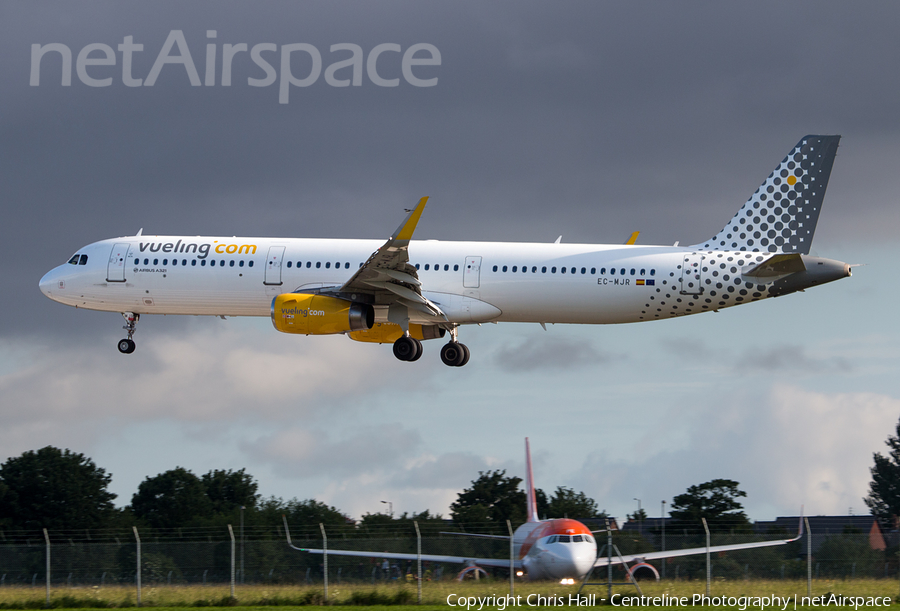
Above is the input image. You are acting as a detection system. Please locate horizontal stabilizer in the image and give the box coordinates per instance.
[743,253,806,277]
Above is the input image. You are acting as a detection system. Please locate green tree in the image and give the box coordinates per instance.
[864,417,900,522]
[547,486,600,519]
[669,478,751,532]
[450,470,526,526]
[201,468,259,513]
[0,446,116,531]
[131,467,213,529]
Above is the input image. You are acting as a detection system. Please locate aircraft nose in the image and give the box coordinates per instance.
[39,269,58,298]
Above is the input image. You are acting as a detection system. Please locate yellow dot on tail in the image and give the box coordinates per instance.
[787,175,797,185]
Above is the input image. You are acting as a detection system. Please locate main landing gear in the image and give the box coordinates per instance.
[392,335,423,362]
[117,312,139,354]
[392,326,469,366]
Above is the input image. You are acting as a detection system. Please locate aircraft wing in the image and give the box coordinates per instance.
[323,197,445,321]
[296,545,521,570]
[593,521,803,568]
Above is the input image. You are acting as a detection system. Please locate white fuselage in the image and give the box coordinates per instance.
[40,234,818,326]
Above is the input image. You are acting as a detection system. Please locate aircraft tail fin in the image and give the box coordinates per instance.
[525,438,539,523]
[692,135,840,254]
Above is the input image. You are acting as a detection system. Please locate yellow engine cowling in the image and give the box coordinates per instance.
[348,322,446,344]
[271,294,374,335]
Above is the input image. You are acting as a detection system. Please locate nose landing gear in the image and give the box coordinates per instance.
[117,312,139,354]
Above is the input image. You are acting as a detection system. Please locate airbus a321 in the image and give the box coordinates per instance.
[283,438,803,582]
[40,135,850,366]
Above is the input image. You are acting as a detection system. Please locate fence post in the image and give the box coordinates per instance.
[319,523,328,602]
[805,517,811,598]
[507,519,515,598]
[702,518,710,596]
[133,526,141,607]
[414,521,422,604]
[43,528,50,607]
[228,524,235,599]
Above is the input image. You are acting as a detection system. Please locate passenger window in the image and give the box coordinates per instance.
[79,254,88,265]
[172,259,177,266]
[640,268,646,275]
[345,263,350,269]
[601,267,606,274]
[502,265,508,272]
[68,255,80,265]
[287,261,292,268]
[454,264,459,271]
[611,268,616,275]
[201,260,207,266]
[650,269,656,276]
[191,260,197,266]
[620,268,625,275]
[326,262,331,269]
[551,267,557,273]
[561,267,566,274]
[153,259,158,265]
[630,268,635,275]
[591,267,596,274]
[512,266,517,272]
[581,267,586,274]
[134,258,139,265]
[248,261,253,267]
[316,262,321,269]
[493,265,498,272]
[335,262,340,268]
[144,259,149,265]
[230,260,235,267]
[425,264,430,270]
[182,259,187,266]
[162,259,167,265]
[239,260,244,267]
[542,266,547,273]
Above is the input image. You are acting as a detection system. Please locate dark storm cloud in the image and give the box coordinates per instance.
[4,1,900,339]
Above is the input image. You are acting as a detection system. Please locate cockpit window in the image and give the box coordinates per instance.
[572,535,583,542]
[79,254,88,265]
[68,255,80,265]
[558,535,571,543]
[547,536,557,544]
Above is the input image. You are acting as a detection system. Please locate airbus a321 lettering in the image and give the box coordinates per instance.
[40,136,850,366]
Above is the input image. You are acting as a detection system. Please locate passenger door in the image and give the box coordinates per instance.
[264,246,285,286]
[106,243,129,282]
[463,256,482,288]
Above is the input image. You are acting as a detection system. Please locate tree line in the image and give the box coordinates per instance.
[8,441,888,538]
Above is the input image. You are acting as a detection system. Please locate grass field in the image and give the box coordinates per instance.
[0,579,897,608]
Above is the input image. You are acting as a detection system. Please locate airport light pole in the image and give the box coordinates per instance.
[381,500,393,517]
[240,506,245,585]
[634,498,642,536]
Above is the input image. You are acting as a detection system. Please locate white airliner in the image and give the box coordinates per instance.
[283,438,803,582]
[40,135,849,366]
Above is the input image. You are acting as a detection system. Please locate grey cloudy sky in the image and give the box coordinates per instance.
[2,1,899,523]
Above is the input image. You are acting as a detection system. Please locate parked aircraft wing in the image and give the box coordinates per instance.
[284,515,519,569]
[593,518,803,568]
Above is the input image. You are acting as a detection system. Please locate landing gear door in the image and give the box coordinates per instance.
[463,256,482,288]
[107,242,129,282]
[264,246,285,286]
[679,253,703,295]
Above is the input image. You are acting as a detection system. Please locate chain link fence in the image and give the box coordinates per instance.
[0,522,896,588]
